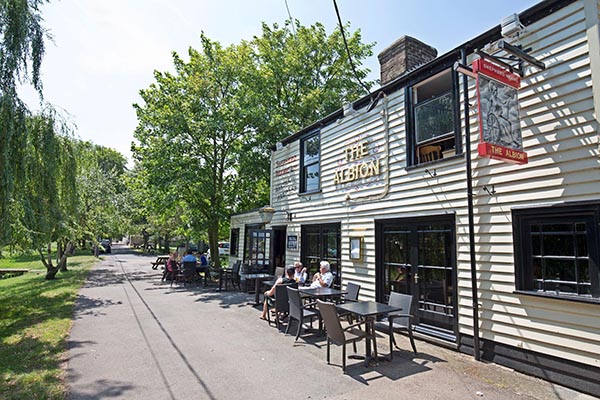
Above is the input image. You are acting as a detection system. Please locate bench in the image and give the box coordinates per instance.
[0,269,29,277]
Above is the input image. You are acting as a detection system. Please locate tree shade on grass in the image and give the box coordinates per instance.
[0,250,96,400]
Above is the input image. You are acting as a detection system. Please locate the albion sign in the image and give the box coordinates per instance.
[474,58,528,165]
[333,141,381,184]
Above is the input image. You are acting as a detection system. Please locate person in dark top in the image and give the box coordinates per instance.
[260,266,295,320]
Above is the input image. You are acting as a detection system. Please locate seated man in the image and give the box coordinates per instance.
[310,260,334,288]
[260,266,296,320]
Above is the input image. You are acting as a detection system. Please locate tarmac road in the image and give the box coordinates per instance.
[66,244,595,400]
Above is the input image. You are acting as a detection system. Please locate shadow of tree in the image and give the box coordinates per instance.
[68,379,136,399]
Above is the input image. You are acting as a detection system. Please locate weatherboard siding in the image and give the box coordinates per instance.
[269,0,599,368]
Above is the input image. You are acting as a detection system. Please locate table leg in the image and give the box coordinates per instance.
[254,278,261,305]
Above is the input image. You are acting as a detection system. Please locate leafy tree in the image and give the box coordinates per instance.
[0,0,49,246]
[132,21,374,264]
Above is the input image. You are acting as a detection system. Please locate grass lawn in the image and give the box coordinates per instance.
[0,250,98,400]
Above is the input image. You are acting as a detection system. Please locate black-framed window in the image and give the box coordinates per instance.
[300,131,320,193]
[301,223,341,286]
[243,223,264,261]
[406,69,461,166]
[513,202,600,302]
[230,228,240,256]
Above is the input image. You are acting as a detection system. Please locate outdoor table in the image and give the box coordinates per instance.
[243,273,274,304]
[335,301,402,365]
[151,255,169,270]
[299,287,347,301]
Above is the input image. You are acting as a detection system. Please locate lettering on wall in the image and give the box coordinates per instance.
[333,140,383,185]
[275,155,299,177]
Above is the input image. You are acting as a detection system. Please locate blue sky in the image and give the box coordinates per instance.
[20,0,539,162]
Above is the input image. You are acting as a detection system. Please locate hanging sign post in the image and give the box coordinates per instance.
[474,58,528,164]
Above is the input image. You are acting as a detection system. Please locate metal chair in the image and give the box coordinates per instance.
[317,300,371,373]
[373,292,418,358]
[343,282,360,302]
[222,260,241,290]
[182,261,200,286]
[266,282,298,330]
[286,287,320,341]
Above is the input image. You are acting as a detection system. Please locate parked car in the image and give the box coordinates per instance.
[218,241,230,256]
[100,239,111,253]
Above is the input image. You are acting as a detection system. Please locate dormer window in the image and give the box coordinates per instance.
[300,131,320,193]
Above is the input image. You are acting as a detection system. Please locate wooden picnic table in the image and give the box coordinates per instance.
[151,255,170,270]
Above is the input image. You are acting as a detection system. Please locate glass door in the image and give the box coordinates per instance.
[377,216,457,341]
[247,229,273,273]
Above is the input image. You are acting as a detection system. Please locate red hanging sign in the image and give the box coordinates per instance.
[474,58,528,164]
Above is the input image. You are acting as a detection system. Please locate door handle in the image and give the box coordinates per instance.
[414,273,419,283]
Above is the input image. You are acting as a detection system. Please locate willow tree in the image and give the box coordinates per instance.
[0,0,49,246]
[11,110,77,279]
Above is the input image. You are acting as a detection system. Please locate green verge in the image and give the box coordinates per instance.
[0,250,97,400]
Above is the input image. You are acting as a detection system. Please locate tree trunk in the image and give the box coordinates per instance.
[39,246,59,280]
[58,240,68,272]
[208,220,220,268]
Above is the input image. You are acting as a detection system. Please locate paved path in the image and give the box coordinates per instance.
[67,244,594,400]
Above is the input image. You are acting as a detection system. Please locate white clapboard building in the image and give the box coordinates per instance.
[230,0,600,394]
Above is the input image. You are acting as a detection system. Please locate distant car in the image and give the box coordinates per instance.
[100,239,111,253]
[218,241,230,256]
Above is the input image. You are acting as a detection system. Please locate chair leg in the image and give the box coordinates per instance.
[389,331,394,360]
[342,343,346,373]
[295,319,302,341]
[352,340,357,353]
[408,331,418,354]
[285,318,292,335]
[327,338,331,364]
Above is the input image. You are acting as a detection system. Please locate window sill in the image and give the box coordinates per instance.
[406,152,463,171]
[514,290,600,305]
[299,189,321,197]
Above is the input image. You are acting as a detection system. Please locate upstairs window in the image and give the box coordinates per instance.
[408,69,460,166]
[300,131,320,193]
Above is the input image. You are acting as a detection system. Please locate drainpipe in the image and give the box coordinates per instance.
[462,48,481,361]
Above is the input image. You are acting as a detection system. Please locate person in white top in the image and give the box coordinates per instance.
[293,261,307,284]
[310,260,334,288]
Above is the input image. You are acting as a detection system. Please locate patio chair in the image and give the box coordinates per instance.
[266,282,298,330]
[222,260,241,290]
[373,292,417,358]
[274,266,285,279]
[182,261,201,286]
[170,264,185,287]
[337,282,361,323]
[286,287,320,341]
[317,300,371,373]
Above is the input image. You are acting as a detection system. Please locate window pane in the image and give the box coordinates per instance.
[543,223,572,233]
[543,234,574,256]
[531,234,541,255]
[304,135,320,163]
[415,92,454,143]
[578,259,590,283]
[576,233,588,257]
[545,258,576,282]
[304,164,319,192]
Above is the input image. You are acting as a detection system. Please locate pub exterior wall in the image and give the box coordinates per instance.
[268,0,600,377]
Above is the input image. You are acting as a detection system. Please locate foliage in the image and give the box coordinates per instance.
[132,21,374,262]
[0,249,96,400]
[0,0,50,246]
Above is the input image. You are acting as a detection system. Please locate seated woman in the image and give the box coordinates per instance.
[260,266,296,320]
[293,261,307,284]
[164,251,179,280]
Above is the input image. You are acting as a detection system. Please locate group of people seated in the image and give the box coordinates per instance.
[166,249,209,277]
[260,260,334,320]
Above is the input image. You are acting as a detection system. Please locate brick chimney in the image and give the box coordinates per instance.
[378,36,437,85]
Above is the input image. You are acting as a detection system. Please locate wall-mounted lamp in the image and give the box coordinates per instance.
[258,206,294,223]
[483,185,497,196]
[258,206,276,224]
